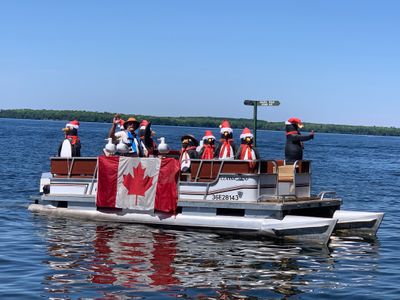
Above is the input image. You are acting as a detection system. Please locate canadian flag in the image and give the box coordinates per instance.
[96,156,180,212]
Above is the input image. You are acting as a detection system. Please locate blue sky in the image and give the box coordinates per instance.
[1,1,399,127]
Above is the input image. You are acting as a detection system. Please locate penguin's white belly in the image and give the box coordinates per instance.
[60,139,72,158]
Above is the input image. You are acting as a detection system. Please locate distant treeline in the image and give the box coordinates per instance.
[1,108,400,136]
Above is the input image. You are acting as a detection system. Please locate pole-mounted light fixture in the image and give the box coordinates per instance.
[243,100,280,146]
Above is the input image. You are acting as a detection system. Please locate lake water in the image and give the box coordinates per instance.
[1,118,400,299]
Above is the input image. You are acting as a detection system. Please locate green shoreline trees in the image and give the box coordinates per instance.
[1,108,399,136]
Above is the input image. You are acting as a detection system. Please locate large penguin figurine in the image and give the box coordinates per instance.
[214,120,237,159]
[198,130,216,159]
[58,120,81,157]
[139,119,157,157]
[235,127,259,160]
[284,117,314,164]
[179,134,199,172]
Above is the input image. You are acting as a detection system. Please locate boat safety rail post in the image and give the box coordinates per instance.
[88,159,99,195]
[243,99,280,146]
[317,191,337,200]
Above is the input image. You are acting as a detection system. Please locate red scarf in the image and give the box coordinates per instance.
[180,146,197,162]
[201,144,215,159]
[66,135,79,145]
[219,139,234,158]
[240,144,256,168]
[239,144,254,160]
[286,131,299,136]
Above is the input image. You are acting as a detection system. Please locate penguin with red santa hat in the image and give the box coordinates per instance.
[214,120,237,159]
[58,119,81,157]
[235,127,259,161]
[285,117,314,164]
[138,119,157,157]
[180,134,199,172]
[198,130,216,159]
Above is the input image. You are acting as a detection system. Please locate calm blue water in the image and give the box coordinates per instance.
[1,118,400,299]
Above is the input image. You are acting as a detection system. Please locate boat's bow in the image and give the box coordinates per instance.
[261,215,337,245]
[333,210,384,236]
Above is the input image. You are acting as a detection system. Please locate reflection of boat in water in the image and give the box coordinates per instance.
[91,226,180,288]
[29,156,384,245]
[41,221,382,298]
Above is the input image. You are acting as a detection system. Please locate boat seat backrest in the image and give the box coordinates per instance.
[190,160,263,181]
[188,160,277,183]
[69,158,98,178]
[220,161,258,174]
[278,165,295,182]
[190,161,221,182]
[51,159,70,177]
[51,157,97,178]
[275,160,311,182]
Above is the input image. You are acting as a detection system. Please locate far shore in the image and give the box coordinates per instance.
[1,108,399,137]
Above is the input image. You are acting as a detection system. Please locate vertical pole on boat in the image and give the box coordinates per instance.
[244,100,280,147]
[253,102,258,146]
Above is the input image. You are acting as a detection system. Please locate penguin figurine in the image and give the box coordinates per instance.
[138,119,157,157]
[58,120,81,157]
[179,134,199,172]
[215,120,237,159]
[198,130,216,160]
[235,127,259,161]
[284,117,314,164]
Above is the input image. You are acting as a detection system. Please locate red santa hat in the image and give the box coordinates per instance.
[219,120,233,134]
[118,119,125,130]
[202,130,216,140]
[285,117,303,127]
[240,127,253,139]
[66,120,80,129]
[140,119,149,130]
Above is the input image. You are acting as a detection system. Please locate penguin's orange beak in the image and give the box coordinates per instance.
[182,139,189,147]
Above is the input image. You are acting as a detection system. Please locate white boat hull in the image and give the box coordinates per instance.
[333,210,384,236]
[28,204,337,245]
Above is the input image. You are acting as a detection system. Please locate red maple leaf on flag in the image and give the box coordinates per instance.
[123,163,154,205]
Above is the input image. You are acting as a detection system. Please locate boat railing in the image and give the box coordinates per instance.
[49,156,313,200]
[317,191,337,200]
[180,159,278,201]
